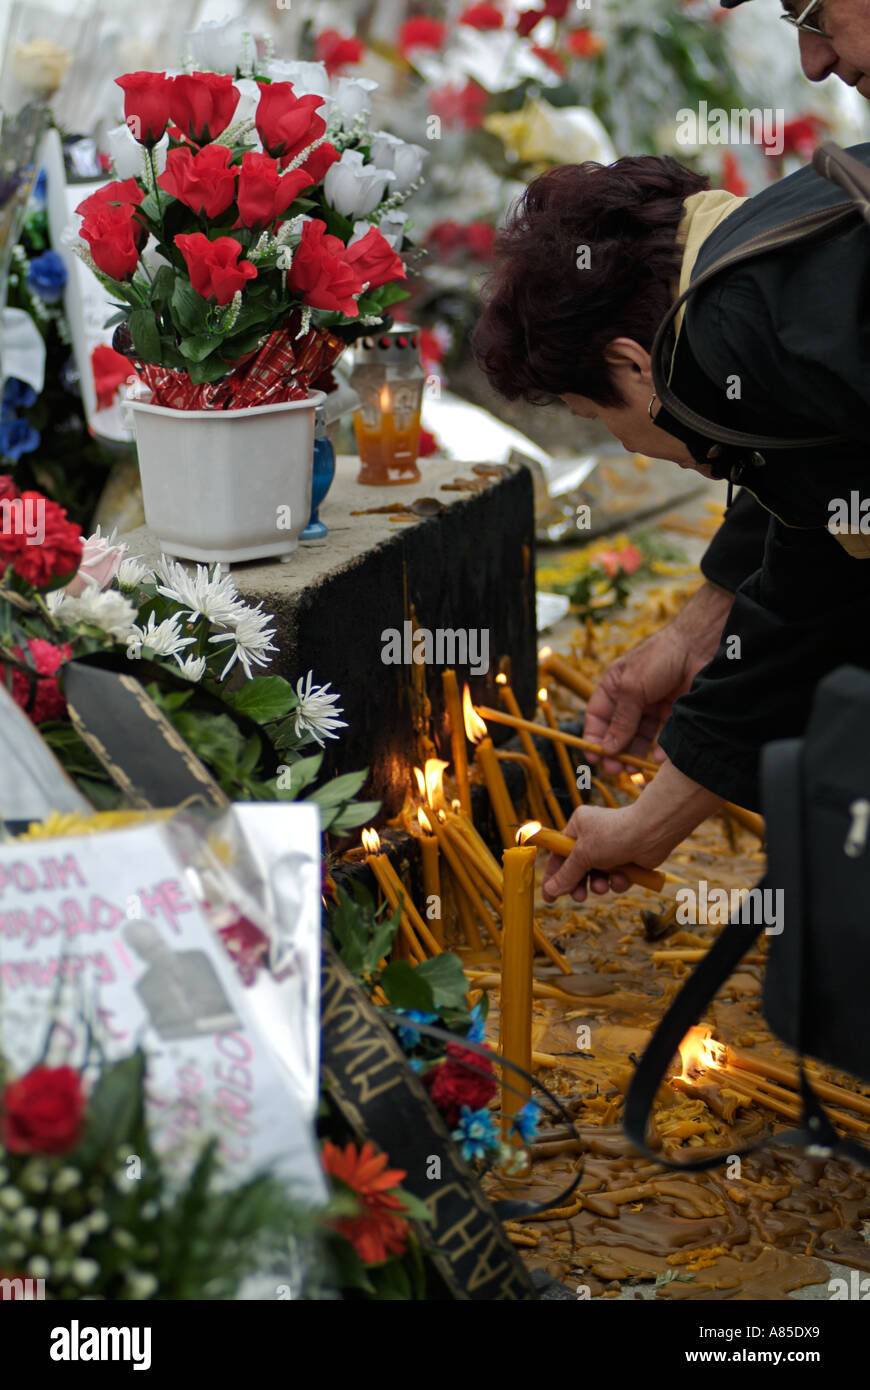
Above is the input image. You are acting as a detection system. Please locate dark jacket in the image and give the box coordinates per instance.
[655,143,870,809]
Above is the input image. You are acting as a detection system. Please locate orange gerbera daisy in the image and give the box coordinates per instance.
[322,1140,410,1265]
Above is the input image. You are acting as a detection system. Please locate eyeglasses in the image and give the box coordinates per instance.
[780,0,829,38]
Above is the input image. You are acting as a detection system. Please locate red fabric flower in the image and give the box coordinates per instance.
[255,82,327,161]
[398,16,447,58]
[778,114,827,159]
[92,345,134,411]
[322,1141,409,1265]
[158,144,238,218]
[0,475,20,503]
[516,8,544,38]
[720,151,748,197]
[460,2,504,28]
[543,0,570,15]
[80,204,145,281]
[286,219,363,316]
[418,427,439,457]
[465,220,496,260]
[236,152,313,229]
[565,28,605,58]
[218,913,270,986]
[1,1066,85,1154]
[417,327,446,372]
[426,220,468,259]
[169,72,239,144]
[4,638,72,723]
[315,29,365,75]
[296,141,340,183]
[175,232,258,305]
[431,81,489,130]
[115,71,173,145]
[0,491,82,589]
[344,227,406,292]
[532,45,567,77]
[424,1042,496,1126]
[75,179,144,219]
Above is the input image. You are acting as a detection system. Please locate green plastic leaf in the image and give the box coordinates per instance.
[232,675,298,724]
[308,769,368,809]
[128,307,162,365]
[179,333,225,363]
[171,277,209,334]
[380,960,435,1013]
[327,799,382,836]
[413,953,469,1010]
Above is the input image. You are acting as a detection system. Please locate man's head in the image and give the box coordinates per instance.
[723,0,870,97]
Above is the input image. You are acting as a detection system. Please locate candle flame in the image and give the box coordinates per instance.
[361,827,381,853]
[451,798,461,812]
[538,645,552,662]
[538,687,548,703]
[413,766,426,797]
[495,672,507,685]
[379,384,391,411]
[676,1026,717,1082]
[424,757,449,810]
[463,686,487,743]
[418,808,433,834]
[516,820,542,845]
[630,772,645,786]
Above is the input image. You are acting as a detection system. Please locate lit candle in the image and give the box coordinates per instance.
[428,811,486,951]
[500,845,536,1135]
[442,672,472,816]
[417,809,443,946]
[537,648,596,701]
[463,690,517,850]
[362,828,428,961]
[496,674,562,828]
[516,821,666,894]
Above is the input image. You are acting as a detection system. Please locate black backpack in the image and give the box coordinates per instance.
[625,665,870,1170]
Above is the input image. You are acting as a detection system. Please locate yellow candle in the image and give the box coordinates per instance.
[427,812,486,950]
[539,689,582,809]
[539,651,596,701]
[473,736,518,850]
[500,846,536,1133]
[442,671,472,816]
[366,853,426,963]
[516,821,666,894]
[497,678,563,828]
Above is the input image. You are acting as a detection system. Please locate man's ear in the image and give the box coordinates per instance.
[603,337,653,380]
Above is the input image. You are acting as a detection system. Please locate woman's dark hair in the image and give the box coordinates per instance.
[471,156,709,407]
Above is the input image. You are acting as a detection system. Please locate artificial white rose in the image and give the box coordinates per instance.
[368,132,427,192]
[351,211,407,251]
[331,76,378,121]
[266,59,331,102]
[324,149,395,219]
[185,18,251,73]
[220,78,261,134]
[106,125,168,180]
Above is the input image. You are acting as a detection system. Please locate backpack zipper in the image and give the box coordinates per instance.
[844,798,870,857]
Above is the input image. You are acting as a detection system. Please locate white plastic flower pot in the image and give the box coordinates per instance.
[129,391,325,564]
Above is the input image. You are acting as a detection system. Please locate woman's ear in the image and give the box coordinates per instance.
[603,337,653,382]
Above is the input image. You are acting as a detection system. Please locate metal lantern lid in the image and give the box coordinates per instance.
[355,324,422,365]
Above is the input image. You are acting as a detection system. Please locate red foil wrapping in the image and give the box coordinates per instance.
[130,317,346,411]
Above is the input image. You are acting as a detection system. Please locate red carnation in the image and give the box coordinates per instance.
[424,1042,496,1126]
[175,232,258,306]
[296,140,339,184]
[315,29,365,75]
[344,226,406,291]
[236,152,313,229]
[398,16,447,58]
[255,82,327,161]
[115,71,173,145]
[0,475,20,503]
[76,179,145,219]
[286,218,364,316]
[169,72,239,144]
[1,1065,85,1155]
[158,144,238,218]
[92,345,134,411]
[3,638,72,724]
[460,3,504,29]
[0,491,82,589]
[431,81,489,130]
[79,203,145,281]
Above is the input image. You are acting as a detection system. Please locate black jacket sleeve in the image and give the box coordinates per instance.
[659,520,870,810]
[700,489,770,593]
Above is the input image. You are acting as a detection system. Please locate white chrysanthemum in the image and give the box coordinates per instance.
[127,612,196,660]
[155,556,244,626]
[176,654,207,682]
[208,602,278,680]
[116,554,153,590]
[294,671,347,746]
[49,582,137,640]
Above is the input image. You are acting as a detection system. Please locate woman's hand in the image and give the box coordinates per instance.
[541,756,721,903]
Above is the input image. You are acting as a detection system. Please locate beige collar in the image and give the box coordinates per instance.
[672,188,748,341]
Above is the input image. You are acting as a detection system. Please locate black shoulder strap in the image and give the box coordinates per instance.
[651,151,864,452]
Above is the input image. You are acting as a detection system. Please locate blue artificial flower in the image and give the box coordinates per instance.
[395,1009,437,1051]
[508,1100,541,1145]
[30,169,47,209]
[27,250,67,303]
[466,1002,486,1045]
[0,417,39,463]
[451,1105,499,1164]
[2,378,36,412]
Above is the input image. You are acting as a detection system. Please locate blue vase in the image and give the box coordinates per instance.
[301,409,335,540]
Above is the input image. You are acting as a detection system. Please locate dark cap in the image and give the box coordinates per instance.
[720,0,753,7]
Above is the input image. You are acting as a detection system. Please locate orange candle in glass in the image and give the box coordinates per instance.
[351,326,424,484]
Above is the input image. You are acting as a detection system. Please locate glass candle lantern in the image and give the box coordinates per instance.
[350,325,425,485]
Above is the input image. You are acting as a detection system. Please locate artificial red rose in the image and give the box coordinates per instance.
[430,81,489,130]
[79,204,144,281]
[543,0,570,16]
[0,491,82,589]
[4,638,72,723]
[1,1065,85,1154]
[315,29,365,75]
[465,220,496,260]
[425,220,468,259]
[516,8,544,38]
[398,16,447,58]
[255,82,327,161]
[175,232,258,305]
[424,1042,496,1126]
[115,71,173,145]
[158,144,238,218]
[169,72,240,144]
[296,140,339,184]
[565,28,605,59]
[92,345,134,411]
[236,152,313,229]
[460,3,504,29]
[532,45,567,77]
[344,226,406,291]
[75,179,145,219]
[286,218,364,316]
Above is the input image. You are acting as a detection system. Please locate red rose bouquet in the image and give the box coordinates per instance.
[73,59,424,409]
